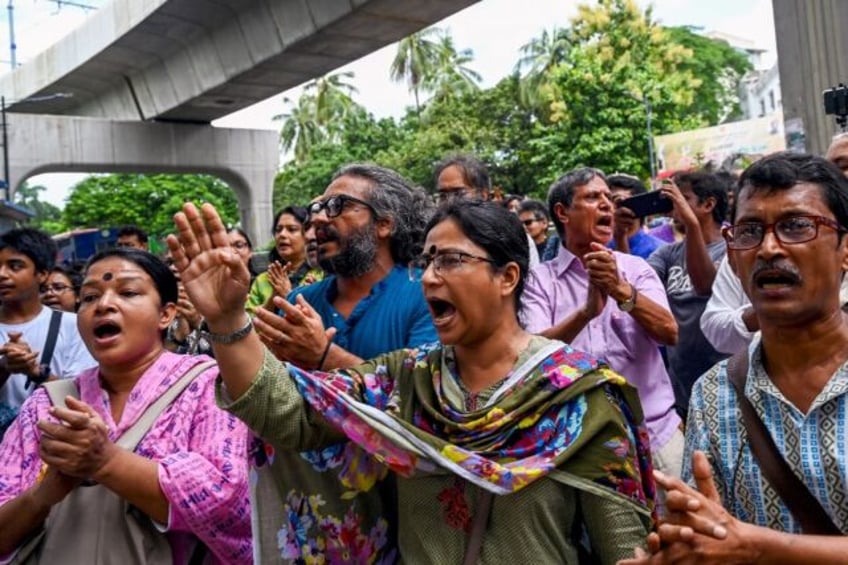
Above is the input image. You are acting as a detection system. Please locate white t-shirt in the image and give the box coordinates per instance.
[0,306,96,410]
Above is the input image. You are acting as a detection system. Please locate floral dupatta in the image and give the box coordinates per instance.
[287,340,655,514]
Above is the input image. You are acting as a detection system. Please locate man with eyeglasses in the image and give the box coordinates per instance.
[521,166,683,477]
[518,199,551,260]
[434,154,540,267]
[625,152,848,563]
[702,138,848,355]
[266,164,438,367]
[238,163,437,564]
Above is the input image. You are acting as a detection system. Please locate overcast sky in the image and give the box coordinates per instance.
[0,0,776,207]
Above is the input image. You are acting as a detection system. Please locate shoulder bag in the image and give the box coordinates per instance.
[12,360,216,564]
[726,351,841,535]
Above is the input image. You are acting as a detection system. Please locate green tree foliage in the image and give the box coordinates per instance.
[423,32,482,106]
[276,3,755,202]
[390,27,443,114]
[274,72,360,162]
[274,109,404,209]
[60,174,239,238]
[379,76,537,194]
[13,182,63,233]
[515,27,571,115]
[664,26,753,123]
[527,0,704,184]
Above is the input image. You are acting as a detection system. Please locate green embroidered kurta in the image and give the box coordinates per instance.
[245,266,324,316]
[220,337,652,564]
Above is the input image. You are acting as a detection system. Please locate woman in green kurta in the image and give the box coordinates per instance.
[169,199,654,564]
[246,205,323,315]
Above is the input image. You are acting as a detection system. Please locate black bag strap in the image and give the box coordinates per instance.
[726,350,842,535]
[26,310,63,389]
[462,489,493,565]
[39,309,63,369]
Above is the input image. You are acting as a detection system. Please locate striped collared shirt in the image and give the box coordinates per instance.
[684,336,848,533]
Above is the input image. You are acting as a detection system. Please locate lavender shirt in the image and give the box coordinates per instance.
[522,245,681,451]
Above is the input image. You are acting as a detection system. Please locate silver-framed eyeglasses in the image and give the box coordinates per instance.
[307,194,376,219]
[722,215,847,250]
[42,283,73,294]
[408,251,496,281]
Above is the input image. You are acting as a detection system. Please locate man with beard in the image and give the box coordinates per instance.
[222,164,436,564]
[261,162,437,369]
[521,167,684,477]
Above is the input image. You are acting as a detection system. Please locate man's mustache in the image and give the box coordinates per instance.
[750,259,802,284]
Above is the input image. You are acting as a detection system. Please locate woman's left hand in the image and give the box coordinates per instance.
[167,202,252,327]
[266,261,293,299]
[37,396,117,480]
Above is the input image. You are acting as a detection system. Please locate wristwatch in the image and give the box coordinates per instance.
[617,284,638,313]
[199,317,254,344]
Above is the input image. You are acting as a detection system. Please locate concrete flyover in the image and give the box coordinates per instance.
[0,0,478,242]
[4,113,278,243]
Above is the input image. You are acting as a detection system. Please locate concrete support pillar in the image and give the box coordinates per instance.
[2,113,278,246]
[773,0,848,155]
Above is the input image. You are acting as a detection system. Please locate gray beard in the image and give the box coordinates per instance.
[318,221,378,278]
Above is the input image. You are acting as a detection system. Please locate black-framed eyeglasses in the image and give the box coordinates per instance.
[231,241,250,250]
[722,215,847,250]
[408,251,496,281]
[308,194,376,219]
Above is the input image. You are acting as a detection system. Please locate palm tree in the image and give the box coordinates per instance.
[514,27,571,113]
[274,71,360,161]
[275,95,322,161]
[390,27,442,114]
[424,32,482,105]
[306,71,359,129]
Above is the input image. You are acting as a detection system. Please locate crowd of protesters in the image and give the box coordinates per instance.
[0,139,847,564]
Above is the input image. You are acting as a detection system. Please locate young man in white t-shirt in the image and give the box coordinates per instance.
[0,228,95,434]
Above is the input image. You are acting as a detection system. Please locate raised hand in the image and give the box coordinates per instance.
[167,203,251,326]
[617,451,754,565]
[175,285,203,330]
[266,261,293,301]
[653,451,731,542]
[657,178,698,227]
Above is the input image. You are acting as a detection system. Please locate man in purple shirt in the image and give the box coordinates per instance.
[522,167,684,477]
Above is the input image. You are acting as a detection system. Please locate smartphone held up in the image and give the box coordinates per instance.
[616,190,673,219]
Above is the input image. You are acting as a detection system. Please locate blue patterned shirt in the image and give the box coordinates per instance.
[684,336,848,533]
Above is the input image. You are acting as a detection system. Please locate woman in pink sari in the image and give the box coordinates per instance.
[0,248,252,564]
